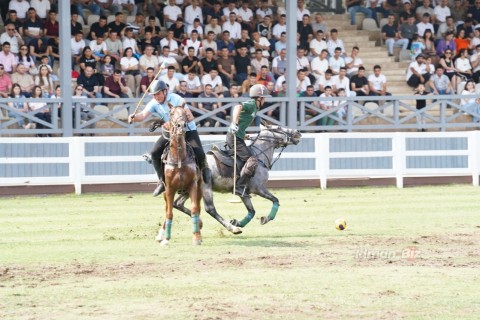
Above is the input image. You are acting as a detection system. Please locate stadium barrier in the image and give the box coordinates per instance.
[1,131,479,194]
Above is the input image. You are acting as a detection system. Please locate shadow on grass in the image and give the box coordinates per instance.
[229,239,308,247]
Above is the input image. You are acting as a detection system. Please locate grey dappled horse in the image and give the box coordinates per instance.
[173,124,302,229]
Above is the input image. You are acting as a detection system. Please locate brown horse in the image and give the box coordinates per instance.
[155,105,202,245]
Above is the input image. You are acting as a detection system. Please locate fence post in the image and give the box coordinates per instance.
[471,131,479,187]
[70,137,84,194]
[318,133,329,189]
[393,132,405,188]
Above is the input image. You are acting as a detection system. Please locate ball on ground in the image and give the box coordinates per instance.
[335,218,347,231]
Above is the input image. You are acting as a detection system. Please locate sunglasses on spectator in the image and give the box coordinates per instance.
[7,28,15,31]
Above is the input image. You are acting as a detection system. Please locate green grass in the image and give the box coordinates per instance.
[1,185,479,319]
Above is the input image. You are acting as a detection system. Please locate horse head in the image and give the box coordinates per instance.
[168,103,187,136]
[259,124,302,148]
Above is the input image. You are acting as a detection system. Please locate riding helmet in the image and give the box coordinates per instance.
[249,84,271,98]
[149,80,169,94]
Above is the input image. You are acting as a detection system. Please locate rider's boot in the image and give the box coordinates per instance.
[234,174,251,198]
[152,157,165,197]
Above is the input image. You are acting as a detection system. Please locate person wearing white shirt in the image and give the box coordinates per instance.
[201,68,224,95]
[297,0,311,22]
[223,3,239,17]
[406,55,430,88]
[184,0,203,31]
[181,30,204,57]
[309,30,328,58]
[272,49,287,78]
[186,18,204,39]
[315,69,336,93]
[311,49,329,81]
[8,0,30,20]
[160,30,179,57]
[272,14,287,41]
[30,0,51,20]
[183,71,202,96]
[0,23,24,55]
[112,0,137,17]
[159,66,180,93]
[344,46,363,77]
[328,47,346,75]
[368,64,391,96]
[163,0,183,29]
[416,13,435,37]
[158,46,180,76]
[222,12,242,41]
[433,0,451,24]
[332,67,355,97]
[327,29,346,56]
[238,2,254,30]
[296,68,311,93]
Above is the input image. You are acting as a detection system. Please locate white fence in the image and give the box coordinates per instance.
[0,132,479,194]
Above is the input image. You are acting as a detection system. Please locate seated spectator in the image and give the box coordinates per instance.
[350,66,370,97]
[108,12,127,36]
[332,67,354,97]
[184,0,203,32]
[139,67,155,94]
[400,15,418,46]
[198,83,225,127]
[315,69,336,95]
[429,66,453,95]
[199,48,218,77]
[223,83,239,98]
[181,46,200,75]
[272,48,288,79]
[451,0,466,25]
[164,0,183,29]
[72,84,96,132]
[16,45,36,75]
[104,69,133,98]
[455,48,473,80]
[113,0,137,17]
[309,30,327,59]
[70,12,83,37]
[71,31,86,65]
[30,85,51,136]
[297,14,314,50]
[234,46,251,85]
[222,12,242,42]
[34,64,54,98]
[217,30,236,56]
[238,1,255,33]
[168,18,186,46]
[251,30,271,58]
[122,28,141,59]
[206,2,225,25]
[129,13,145,39]
[23,7,45,45]
[256,0,273,23]
[471,44,480,83]
[89,34,108,59]
[275,32,287,56]
[182,70,203,97]
[181,30,204,58]
[160,30,180,58]
[0,64,12,98]
[410,33,425,60]
[79,46,100,74]
[205,16,223,41]
[139,45,158,76]
[76,66,103,98]
[256,14,274,48]
[0,42,17,73]
[471,28,480,51]
[457,18,474,39]
[399,2,415,26]
[235,29,254,55]
[222,2,239,18]
[436,16,456,40]
[296,68,311,94]
[88,15,109,41]
[299,84,319,118]
[201,67,224,95]
[250,48,269,75]
[436,31,456,57]
[461,81,480,123]
[416,0,434,22]
[344,46,363,78]
[157,46,180,76]
[202,31,218,56]
[217,46,235,88]
[8,83,31,129]
[120,47,141,96]
[416,13,434,37]
[104,31,123,65]
[241,72,258,96]
[328,47,345,76]
[159,65,180,93]
[0,23,24,55]
[327,29,346,57]
[382,13,409,57]
[139,31,160,55]
[318,86,337,127]
[44,10,59,49]
[101,55,114,79]
[455,29,470,54]
[11,63,34,97]
[176,80,194,98]
[369,65,392,97]
[256,65,274,86]
[144,15,161,38]
[187,18,204,40]
[272,14,287,42]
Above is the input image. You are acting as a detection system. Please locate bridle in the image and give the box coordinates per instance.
[250,126,298,169]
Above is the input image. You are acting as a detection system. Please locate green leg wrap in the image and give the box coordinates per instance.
[165,220,172,240]
[192,214,200,233]
[267,203,280,221]
[239,212,254,227]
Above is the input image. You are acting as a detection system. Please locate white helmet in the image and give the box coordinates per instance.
[249,84,271,98]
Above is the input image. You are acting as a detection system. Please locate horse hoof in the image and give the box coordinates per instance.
[230,219,241,227]
[229,225,243,234]
[160,239,169,246]
[260,216,270,225]
[192,239,202,245]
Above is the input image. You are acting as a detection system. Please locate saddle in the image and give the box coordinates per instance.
[162,140,197,167]
[207,145,244,179]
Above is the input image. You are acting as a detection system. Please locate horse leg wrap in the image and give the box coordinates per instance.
[165,219,172,240]
[192,214,200,233]
[239,212,255,227]
[267,202,280,221]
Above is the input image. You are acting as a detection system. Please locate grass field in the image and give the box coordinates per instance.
[1,185,479,320]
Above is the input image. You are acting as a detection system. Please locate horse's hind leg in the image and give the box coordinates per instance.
[254,187,280,225]
[230,197,256,228]
[174,192,191,216]
[202,172,242,235]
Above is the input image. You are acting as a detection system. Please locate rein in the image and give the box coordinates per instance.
[250,130,290,169]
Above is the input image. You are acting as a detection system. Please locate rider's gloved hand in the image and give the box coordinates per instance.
[229,122,238,133]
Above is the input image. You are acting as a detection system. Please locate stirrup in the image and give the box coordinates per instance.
[234,186,250,198]
[153,181,165,197]
[143,153,153,164]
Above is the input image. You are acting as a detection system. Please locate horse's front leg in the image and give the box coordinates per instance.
[159,191,175,246]
[202,169,242,234]
[254,186,279,225]
[230,196,256,228]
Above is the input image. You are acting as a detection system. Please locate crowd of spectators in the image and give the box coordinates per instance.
[3,0,480,133]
